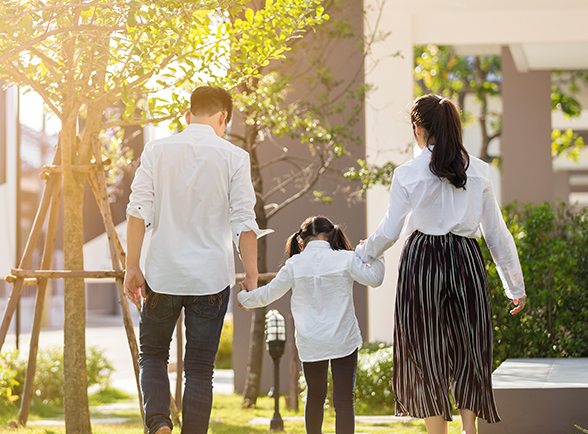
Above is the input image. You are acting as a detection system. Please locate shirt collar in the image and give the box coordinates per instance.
[183,123,217,135]
[305,240,331,249]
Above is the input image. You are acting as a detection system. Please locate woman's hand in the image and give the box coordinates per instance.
[510,294,527,315]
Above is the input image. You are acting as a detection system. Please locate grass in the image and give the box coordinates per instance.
[0,392,465,433]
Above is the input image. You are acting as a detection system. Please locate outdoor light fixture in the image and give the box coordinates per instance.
[265,309,286,431]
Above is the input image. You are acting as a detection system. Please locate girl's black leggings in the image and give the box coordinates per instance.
[302,348,358,434]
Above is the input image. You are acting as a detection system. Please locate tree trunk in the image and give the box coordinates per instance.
[62,128,92,433]
[242,114,268,407]
[242,209,269,406]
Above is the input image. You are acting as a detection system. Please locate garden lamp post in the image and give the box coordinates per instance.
[266,309,286,431]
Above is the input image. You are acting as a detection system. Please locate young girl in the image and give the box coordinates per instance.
[238,216,384,434]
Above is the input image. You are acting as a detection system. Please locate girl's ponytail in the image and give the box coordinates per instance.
[327,225,352,251]
[285,230,303,258]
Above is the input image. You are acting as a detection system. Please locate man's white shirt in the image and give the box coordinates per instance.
[127,123,269,296]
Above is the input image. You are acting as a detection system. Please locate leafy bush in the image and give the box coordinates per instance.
[355,345,394,413]
[0,351,20,408]
[480,201,588,369]
[299,343,395,415]
[215,317,233,369]
[0,345,114,405]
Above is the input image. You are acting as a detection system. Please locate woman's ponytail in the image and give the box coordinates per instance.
[411,95,469,189]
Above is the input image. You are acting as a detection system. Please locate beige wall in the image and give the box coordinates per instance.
[232,0,368,395]
[501,46,554,204]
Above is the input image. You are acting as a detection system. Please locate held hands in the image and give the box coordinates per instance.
[124,267,146,310]
[510,294,527,315]
[237,281,252,311]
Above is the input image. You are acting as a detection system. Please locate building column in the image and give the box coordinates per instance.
[364,5,414,343]
[501,46,553,204]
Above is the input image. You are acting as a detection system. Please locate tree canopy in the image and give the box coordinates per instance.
[0,1,328,432]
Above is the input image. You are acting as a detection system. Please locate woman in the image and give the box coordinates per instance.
[355,94,527,434]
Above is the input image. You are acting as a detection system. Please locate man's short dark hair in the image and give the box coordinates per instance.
[190,86,233,124]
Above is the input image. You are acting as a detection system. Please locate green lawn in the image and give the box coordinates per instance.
[0,393,465,433]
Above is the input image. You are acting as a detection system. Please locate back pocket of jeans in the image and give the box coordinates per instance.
[145,292,174,321]
[191,293,222,318]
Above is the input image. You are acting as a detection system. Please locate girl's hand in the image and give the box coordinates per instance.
[510,294,527,315]
[237,282,250,311]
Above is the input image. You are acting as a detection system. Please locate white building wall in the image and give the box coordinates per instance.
[0,87,18,278]
[364,5,414,343]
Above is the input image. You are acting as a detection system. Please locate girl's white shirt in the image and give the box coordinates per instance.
[238,240,385,362]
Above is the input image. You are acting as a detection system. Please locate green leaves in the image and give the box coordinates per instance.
[344,160,397,190]
[552,128,585,161]
[0,0,327,129]
[480,202,588,368]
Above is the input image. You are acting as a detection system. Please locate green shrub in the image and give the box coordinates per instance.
[480,201,588,369]
[215,317,233,369]
[0,345,114,405]
[355,345,394,413]
[0,351,21,408]
[299,343,395,414]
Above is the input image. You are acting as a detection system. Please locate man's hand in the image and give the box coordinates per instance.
[241,275,257,292]
[124,267,146,309]
[237,281,250,311]
[510,294,527,315]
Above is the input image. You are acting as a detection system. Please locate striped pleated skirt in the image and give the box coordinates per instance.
[393,231,500,423]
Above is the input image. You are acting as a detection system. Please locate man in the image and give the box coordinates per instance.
[124,86,264,434]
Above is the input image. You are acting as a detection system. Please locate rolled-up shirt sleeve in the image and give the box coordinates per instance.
[480,180,525,300]
[229,152,272,251]
[356,172,411,263]
[126,145,155,231]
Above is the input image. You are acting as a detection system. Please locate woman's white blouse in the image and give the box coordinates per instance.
[238,240,385,362]
[355,147,525,300]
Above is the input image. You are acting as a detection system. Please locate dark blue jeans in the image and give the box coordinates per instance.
[302,348,358,434]
[139,284,230,434]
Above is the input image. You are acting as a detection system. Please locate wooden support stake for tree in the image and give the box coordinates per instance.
[41,163,103,174]
[88,135,147,432]
[0,173,59,350]
[17,173,62,426]
[10,269,124,279]
[4,276,38,285]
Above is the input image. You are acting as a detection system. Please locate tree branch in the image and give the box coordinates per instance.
[263,164,311,201]
[5,63,63,121]
[0,2,130,21]
[266,152,334,219]
[0,25,125,65]
[101,110,186,129]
